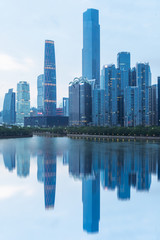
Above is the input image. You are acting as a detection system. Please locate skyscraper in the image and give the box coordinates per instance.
[103,64,119,126]
[69,77,92,126]
[3,89,16,124]
[63,97,69,117]
[16,81,30,125]
[82,9,100,88]
[158,77,160,126]
[117,52,130,72]
[37,74,44,112]
[44,40,56,116]
[136,63,151,126]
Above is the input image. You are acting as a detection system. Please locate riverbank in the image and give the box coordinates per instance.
[67,133,160,141]
[0,126,33,139]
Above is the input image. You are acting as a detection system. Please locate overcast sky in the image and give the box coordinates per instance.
[0,0,160,109]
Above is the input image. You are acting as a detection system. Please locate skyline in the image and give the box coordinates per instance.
[0,0,160,109]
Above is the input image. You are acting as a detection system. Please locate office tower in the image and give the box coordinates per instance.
[82,9,100,88]
[136,63,151,126]
[37,74,44,112]
[129,67,136,86]
[16,81,30,125]
[63,97,69,117]
[3,89,16,124]
[44,152,56,209]
[69,77,92,126]
[117,52,130,71]
[158,77,160,126]
[103,64,118,126]
[92,89,105,126]
[124,86,139,127]
[150,84,157,126]
[82,173,100,233]
[44,40,56,116]
[117,52,131,126]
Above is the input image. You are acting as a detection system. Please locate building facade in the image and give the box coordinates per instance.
[103,65,118,126]
[63,97,69,117]
[92,89,105,126]
[136,63,151,126]
[44,40,56,116]
[16,81,30,125]
[158,77,160,126]
[3,89,16,124]
[37,74,44,112]
[82,9,100,88]
[69,77,92,126]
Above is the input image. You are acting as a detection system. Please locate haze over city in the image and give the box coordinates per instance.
[0,0,160,109]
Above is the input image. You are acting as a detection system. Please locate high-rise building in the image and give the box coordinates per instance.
[103,64,119,126]
[3,89,16,124]
[124,86,139,127]
[82,9,100,88]
[92,89,105,126]
[158,77,160,126]
[16,81,30,125]
[117,52,130,72]
[129,67,136,86]
[44,40,56,116]
[63,97,69,117]
[37,74,44,112]
[136,63,151,126]
[69,77,92,126]
[150,84,157,126]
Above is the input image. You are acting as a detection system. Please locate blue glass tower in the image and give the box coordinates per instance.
[158,77,160,126]
[117,52,130,72]
[37,74,44,112]
[82,9,100,87]
[103,64,118,126]
[3,89,16,124]
[137,63,151,126]
[44,40,56,116]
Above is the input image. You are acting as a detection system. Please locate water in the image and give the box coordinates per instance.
[0,136,160,240]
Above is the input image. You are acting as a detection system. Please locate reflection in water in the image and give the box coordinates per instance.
[82,174,100,233]
[1,138,160,234]
[44,152,56,209]
[16,142,30,178]
[3,145,16,171]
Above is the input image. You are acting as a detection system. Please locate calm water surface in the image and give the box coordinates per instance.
[0,136,160,240]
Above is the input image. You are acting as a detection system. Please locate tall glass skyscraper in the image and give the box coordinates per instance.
[16,81,30,125]
[44,40,56,116]
[117,52,130,72]
[82,9,100,87]
[3,89,16,124]
[37,74,44,112]
[137,63,151,126]
[69,77,92,126]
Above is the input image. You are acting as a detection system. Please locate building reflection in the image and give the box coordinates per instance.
[3,144,16,171]
[16,142,30,178]
[44,152,57,209]
[67,141,160,233]
[1,138,160,234]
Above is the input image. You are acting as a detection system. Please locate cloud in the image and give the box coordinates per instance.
[0,54,34,71]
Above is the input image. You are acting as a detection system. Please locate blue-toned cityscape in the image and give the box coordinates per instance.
[1,8,160,128]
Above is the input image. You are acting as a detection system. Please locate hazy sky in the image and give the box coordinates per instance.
[0,0,160,109]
